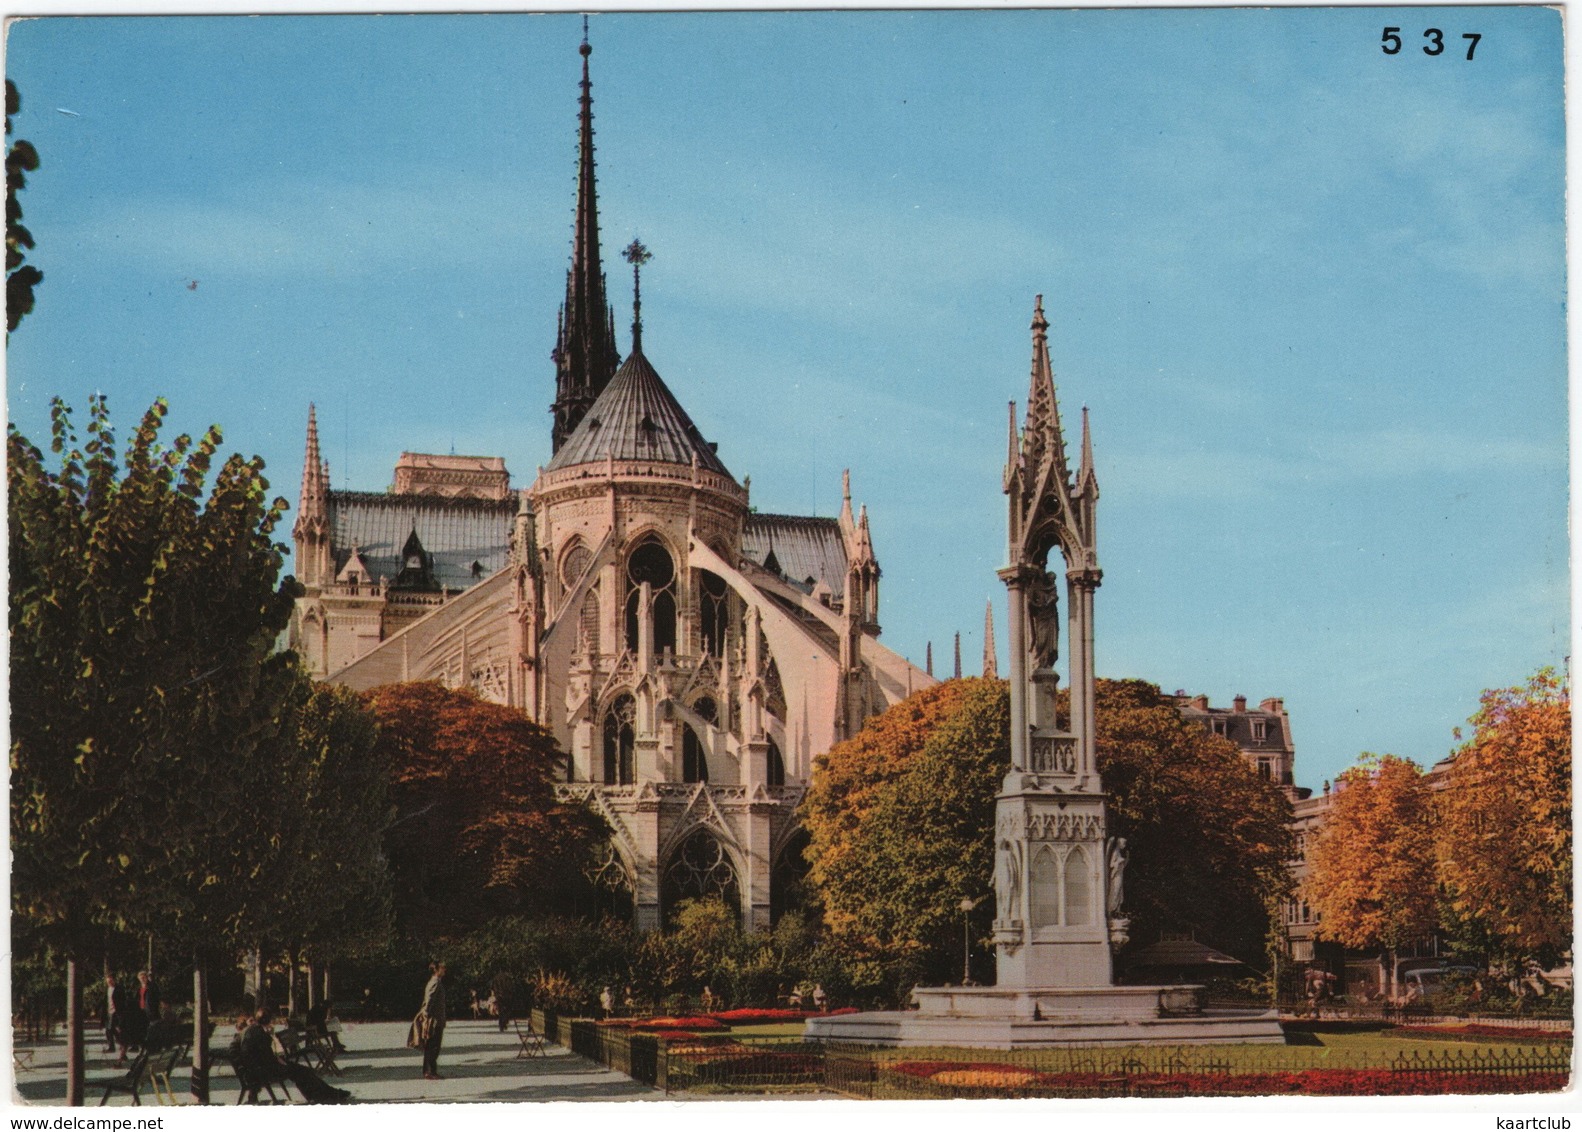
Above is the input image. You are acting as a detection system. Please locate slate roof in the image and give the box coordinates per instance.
[327,490,515,591]
[544,348,731,477]
[743,514,848,600]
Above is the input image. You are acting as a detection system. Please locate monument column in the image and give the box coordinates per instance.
[998,565,1031,771]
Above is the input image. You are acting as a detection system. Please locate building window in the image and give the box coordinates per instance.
[1252,719,1267,743]
[603,694,636,785]
[1211,719,1227,736]
[661,828,739,925]
[683,725,708,784]
[625,538,677,655]
[766,738,785,787]
[1258,758,1272,780]
[698,570,729,658]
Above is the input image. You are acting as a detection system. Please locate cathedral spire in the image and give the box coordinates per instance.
[953,632,962,679]
[551,27,621,454]
[983,599,998,678]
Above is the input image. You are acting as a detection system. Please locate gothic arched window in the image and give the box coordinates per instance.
[766,738,785,788]
[698,570,729,657]
[603,694,636,785]
[1063,845,1092,926]
[624,538,677,655]
[661,828,740,925]
[1029,844,1060,930]
[693,696,718,725]
[683,725,708,784]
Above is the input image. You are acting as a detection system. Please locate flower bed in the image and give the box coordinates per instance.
[885,1060,1569,1098]
[1394,1023,1573,1042]
[710,1009,807,1025]
[603,1015,728,1032]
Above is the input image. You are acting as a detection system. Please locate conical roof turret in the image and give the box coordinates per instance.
[544,346,731,477]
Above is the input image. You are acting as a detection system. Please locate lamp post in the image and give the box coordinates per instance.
[959,897,979,985]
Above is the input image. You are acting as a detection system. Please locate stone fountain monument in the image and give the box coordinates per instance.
[806,298,1284,1047]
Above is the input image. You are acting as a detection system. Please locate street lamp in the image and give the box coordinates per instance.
[958,896,980,985]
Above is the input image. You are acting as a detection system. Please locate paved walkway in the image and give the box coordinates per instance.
[12,1019,660,1105]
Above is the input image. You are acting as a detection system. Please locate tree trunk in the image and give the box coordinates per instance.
[307,957,319,1011]
[322,963,332,1004]
[65,958,84,1106]
[190,962,210,1105]
[286,947,300,1018]
[249,949,265,1014]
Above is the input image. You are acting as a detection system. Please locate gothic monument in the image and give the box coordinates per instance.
[807,301,1283,1046]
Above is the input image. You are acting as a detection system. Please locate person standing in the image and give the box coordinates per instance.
[102,973,126,1061]
[416,962,447,1080]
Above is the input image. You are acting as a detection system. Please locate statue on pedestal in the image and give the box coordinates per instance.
[1026,569,1060,670]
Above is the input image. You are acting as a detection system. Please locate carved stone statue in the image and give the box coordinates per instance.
[1106,837,1128,916]
[995,839,1022,923]
[1026,570,1060,670]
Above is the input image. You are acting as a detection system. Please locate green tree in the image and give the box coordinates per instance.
[1306,753,1436,999]
[6,80,42,332]
[363,682,606,940]
[1096,679,1294,968]
[801,679,976,944]
[9,397,299,1102]
[241,675,394,1012]
[828,678,1008,987]
[1436,669,1571,968]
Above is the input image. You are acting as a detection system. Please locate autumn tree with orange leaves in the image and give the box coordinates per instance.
[364,682,606,940]
[1436,669,1571,968]
[1306,753,1436,998]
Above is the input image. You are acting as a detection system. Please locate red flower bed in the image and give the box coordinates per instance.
[886,1061,1568,1097]
[711,1009,807,1025]
[609,1015,728,1032]
[1395,1023,1573,1042]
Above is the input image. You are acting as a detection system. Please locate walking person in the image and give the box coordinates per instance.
[102,973,127,1061]
[412,961,447,1080]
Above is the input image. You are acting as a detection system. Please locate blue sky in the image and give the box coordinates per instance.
[5,8,1567,792]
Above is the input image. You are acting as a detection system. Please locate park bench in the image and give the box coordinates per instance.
[302,1028,342,1076]
[515,1018,547,1059]
[231,1055,296,1105]
[148,1043,189,1106]
[97,1051,152,1106]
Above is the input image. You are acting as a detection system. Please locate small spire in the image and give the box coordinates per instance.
[953,632,962,679]
[926,641,933,677]
[853,503,875,566]
[983,599,998,678]
[838,468,858,556]
[300,404,324,507]
[623,238,652,354]
[1078,405,1099,497]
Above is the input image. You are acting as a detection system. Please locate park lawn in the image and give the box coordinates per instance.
[844,1030,1569,1075]
[728,1022,812,1039]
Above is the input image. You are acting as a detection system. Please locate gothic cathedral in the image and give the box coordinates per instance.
[288,36,933,930]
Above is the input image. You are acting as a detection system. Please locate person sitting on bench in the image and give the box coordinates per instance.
[238,1009,351,1104]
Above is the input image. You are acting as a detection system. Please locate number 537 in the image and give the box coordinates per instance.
[1382,27,1482,59]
